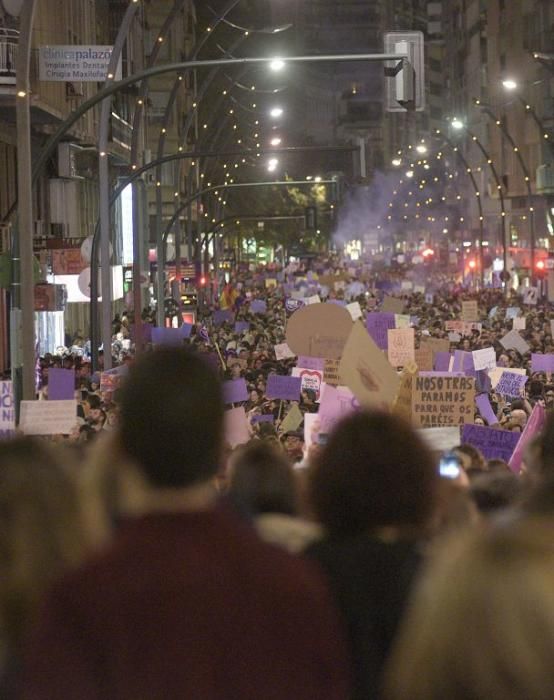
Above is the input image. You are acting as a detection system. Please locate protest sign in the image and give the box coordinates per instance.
[297,356,324,371]
[448,332,461,343]
[506,307,521,320]
[488,367,526,389]
[461,300,479,322]
[445,321,482,336]
[0,381,15,437]
[461,424,521,462]
[304,412,319,450]
[513,317,526,331]
[224,407,251,448]
[500,330,530,355]
[214,309,234,326]
[346,302,362,321]
[412,375,475,428]
[452,350,475,376]
[266,374,302,402]
[387,328,415,367]
[421,337,450,356]
[285,298,305,314]
[523,287,538,305]
[251,414,275,424]
[286,303,352,359]
[393,361,418,421]
[489,306,499,318]
[366,312,395,350]
[222,379,249,405]
[279,403,304,434]
[425,293,434,304]
[414,285,426,294]
[381,295,405,314]
[475,369,493,395]
[551,320,554,338]
[292,367,323,400]
[274,343,296,361]
[401,280,413,291]
[318,384,358,434]
[234,321,250,334]
[265,278,277,289]
[48,368,75,400]
[151,327,188,346]
[495,371,528,397]
[472,347,497,372]
[414,344,434,372]
[305,294,322,305]
[323,358,341,386]
[20,400,77,435]
[339,322,400,409]
[394,314,411,329]
[99,372,122,394]
[531,353,554,372]
[509,403,546,474]
[434,352,451,372]
[475,393,499,425]
[250,299,267,314]
[417,427,462,453]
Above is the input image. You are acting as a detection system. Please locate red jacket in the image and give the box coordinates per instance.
[23,507,351,700]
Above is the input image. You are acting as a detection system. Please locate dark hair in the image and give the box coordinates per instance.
[310,411,438,537]
[228,441,297,517]
[119,349,223,488]
[470,471,522,515]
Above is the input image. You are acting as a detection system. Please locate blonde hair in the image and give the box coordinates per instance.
[384,518,554,700]
[0,438,86,653]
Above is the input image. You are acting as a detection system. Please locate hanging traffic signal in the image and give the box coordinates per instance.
[305,206,317,231]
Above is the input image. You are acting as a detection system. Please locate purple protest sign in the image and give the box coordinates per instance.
[297,356,325,372]
[234,321,250,334]
[214,309,234,326]
[461,424,521,462]
[285,298,305,313]
[48,368,75,400]
[509,403,546,474]
[151,327,187,346]
[130,323,153,344]
[366,313,395,350]
[434,352,451,372]
[452,350,476,377]
[475,393,499,425]
[181,323,193,339]
[223,378,249,405]
[327,299,347,307]
[251,414,275,424]
[250,299,267,314]
[495,371,528,398]
[266,374,302,402]
[531,353,554,372]
[318,385,358,435]
[475,370,492,394]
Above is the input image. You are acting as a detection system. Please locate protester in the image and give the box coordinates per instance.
[0,438,86,698]
[23,348,351,699]
[306,411,439,700]
[384,518,554,700]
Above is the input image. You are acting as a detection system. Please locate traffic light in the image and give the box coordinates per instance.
[384,31,425,112]
[305,206,317,231]
[536,259,546,275]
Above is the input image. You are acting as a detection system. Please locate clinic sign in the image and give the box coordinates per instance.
[39,45,121,82]
[0,381,15,438]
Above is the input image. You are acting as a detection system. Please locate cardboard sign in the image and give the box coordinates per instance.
[366,312,395,350]
[318,384,359,435]
[417,427,461,453]
[495,371,528,398]
[279,403,304,434]
[323,359,341,386]
[266,374,302,402]
[531,353,554,372]
[0,381,15,437]
[339,322,400,409]
[513,317,526,331]
[472,347,497,372]
[297,356,325,371]
[414,344,434,372]
[393,362,418,421]
[445,321,482,337]
[381,295,405,314]
[461,300,479,322]
[421,337,450,356]
[223,379,249,405]
[387,328,415,367]
[412,375,475,428]
[523,287,538,305]
[500,330,530,355]
[20,400,77,435]
[274,343,296,361]
[292,367,323,400]
[346,302,362,321]
[461,424,520,462]
[475,393,499,425]
[286,303,353,359]
[509,403,546,473]
[48,368,75,400]
[224,407,251,447]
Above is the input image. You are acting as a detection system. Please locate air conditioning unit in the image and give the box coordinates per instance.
[66,81,84,98]
[537,164,554,195]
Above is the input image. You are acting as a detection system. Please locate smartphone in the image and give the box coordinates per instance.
[439,453,462,479]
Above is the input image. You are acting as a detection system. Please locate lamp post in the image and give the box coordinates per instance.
[501,78,554,157]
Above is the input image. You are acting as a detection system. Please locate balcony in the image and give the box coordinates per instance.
[0,27,18,87]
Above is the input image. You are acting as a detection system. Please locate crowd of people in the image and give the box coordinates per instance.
[2,255,554,698]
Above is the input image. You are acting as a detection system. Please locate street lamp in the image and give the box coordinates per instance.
[267,158,279,172]
[502,78,518,91]
[391,158,402,166]
[270,137,282,146]
[270,107,284,118]
[415,143,428,154]
[269,58,286,72]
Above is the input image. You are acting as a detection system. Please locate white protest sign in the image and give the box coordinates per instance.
[523,287,538,305]
[387,328,415,367]
[417,427,461,453]
[472,347,497,372]
[500,330,530,355]
[224,407,251,447]
[0,381,15,437]
[19,400,77,435]
[274,343,296,361]
[513,317,526,331]
[346,302,362,321]
[292,367,324,401]
[394,314,411,329]
[305,295,321,305]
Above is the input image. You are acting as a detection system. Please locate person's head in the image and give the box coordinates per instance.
[118,348,223,489]
[470,471,523,516]
[384,518,554,700]
[453,444,487,476]
[228,441,297,518]
[310,411,438,538]
[0,438,85,651]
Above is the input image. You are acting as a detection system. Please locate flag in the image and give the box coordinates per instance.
[199,326,210,344]
[220,283,239,310]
